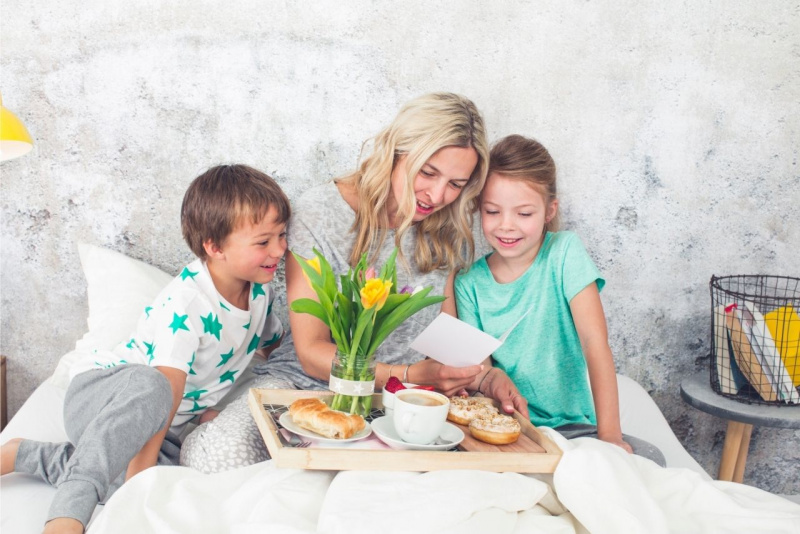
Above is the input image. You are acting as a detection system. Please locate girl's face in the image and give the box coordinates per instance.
[388,145,478,224]
[480,173,558,266]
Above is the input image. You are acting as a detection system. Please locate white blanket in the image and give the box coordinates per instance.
[88,430,800,534]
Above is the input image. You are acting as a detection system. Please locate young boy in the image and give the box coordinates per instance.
[0,164,290,534]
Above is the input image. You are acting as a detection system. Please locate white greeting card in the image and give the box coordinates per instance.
[409,311,529,367]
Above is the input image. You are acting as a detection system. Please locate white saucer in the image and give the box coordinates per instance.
[279,411,372,443]
[371,415,464,451]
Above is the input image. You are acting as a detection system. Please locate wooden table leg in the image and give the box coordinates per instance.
[732,423,753,483]
[718,420,753,482]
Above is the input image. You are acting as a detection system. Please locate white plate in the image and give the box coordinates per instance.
[371,415,464,451]
[278,411,372,443]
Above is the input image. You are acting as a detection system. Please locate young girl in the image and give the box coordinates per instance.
[455,134,665,463]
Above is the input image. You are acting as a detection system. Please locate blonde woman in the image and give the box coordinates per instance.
[181,93,526,472]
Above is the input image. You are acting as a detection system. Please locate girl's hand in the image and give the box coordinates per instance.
[482,368,529,418]
[407,359,483,397]
[599,434,633,454]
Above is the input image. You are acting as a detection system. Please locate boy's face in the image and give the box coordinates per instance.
[210,206,287,287]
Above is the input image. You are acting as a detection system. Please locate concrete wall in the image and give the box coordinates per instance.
[2,1,798,493]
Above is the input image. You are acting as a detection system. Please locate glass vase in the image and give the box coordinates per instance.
[329,351,376,417]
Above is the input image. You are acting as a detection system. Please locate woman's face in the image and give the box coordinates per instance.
[388,145,478,225]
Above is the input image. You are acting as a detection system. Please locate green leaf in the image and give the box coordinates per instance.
[336,292,354,339]
[291,250,324,291]
[290,298,328,324]
[379,247,398,281]
[354,252,369,290]
[359,313,375,356]
[374,293,409,325]
[367,293,446,355]
[313,248,338,303]
[340,274,352,301]
[349,308,376,362]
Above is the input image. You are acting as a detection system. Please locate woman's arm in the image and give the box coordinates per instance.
[287,253,340,380]
[570,283,632,453]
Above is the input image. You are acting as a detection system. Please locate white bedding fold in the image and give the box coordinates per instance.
[552,432,800,534]
[88,431,800,534]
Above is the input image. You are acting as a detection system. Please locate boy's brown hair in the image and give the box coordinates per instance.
[181,164,291,259]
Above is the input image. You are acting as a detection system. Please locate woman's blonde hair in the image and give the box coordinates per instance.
[488,134,561,233]
[338,92,489,273]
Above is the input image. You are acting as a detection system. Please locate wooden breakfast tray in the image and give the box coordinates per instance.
[248,388,562,473]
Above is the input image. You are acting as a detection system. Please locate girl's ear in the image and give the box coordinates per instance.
[203,239,224,260]
[546,199,559,224]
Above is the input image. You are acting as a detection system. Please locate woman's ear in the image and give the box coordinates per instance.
[546,199,559,223]
[203,239,224,260]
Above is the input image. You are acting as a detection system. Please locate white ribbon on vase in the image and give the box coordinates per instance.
[329,375,375,396]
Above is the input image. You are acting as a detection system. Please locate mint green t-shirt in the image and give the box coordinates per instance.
[454,231,605,429]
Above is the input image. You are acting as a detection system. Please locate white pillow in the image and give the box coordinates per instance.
[49,244,174,389]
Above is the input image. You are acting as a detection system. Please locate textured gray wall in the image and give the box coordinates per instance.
[2,1,798,493]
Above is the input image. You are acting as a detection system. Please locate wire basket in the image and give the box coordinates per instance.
[710,275,800,406]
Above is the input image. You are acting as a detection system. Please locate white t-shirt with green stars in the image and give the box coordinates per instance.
[69,258,283,429]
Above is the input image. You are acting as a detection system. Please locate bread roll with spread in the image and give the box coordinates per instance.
[288,398,366,439]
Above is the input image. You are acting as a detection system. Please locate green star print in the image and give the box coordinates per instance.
[189,400,207,412]
[251,283,266,300]
[180,267,198,281]
[261,332,280,348]
[143,341,156,363]
[219,369,239,384]
[186,352,197,375]
[184,389,207,400]
[216,348,234,367]
[247,333,260,354]
[201,312,223,340]
[169,313,190,334]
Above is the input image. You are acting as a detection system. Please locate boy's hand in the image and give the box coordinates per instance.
[199,409,220,424]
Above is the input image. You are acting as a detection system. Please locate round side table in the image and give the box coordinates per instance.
[680,374,800,483]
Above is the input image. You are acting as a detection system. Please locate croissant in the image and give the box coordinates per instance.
[288,397,366,439]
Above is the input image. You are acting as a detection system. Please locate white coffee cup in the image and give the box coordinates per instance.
[392,389,450,445]
[381,383,417,416]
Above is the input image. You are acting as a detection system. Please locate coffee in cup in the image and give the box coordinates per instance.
[392,389,450,445]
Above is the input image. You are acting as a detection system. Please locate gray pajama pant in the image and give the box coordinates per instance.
[15,365,181,528]
[556,424,667,467]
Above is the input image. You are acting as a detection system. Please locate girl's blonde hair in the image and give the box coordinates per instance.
[487,134,561,233]
[338,92,489,273]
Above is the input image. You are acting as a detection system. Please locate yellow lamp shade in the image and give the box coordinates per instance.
[1,94,34,162]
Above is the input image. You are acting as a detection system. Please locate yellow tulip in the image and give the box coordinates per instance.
[302,256,322,287]
[360,278,392,310]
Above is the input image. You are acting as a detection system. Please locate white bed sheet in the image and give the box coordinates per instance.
[1,373,711,533]
[87,432,800,534]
